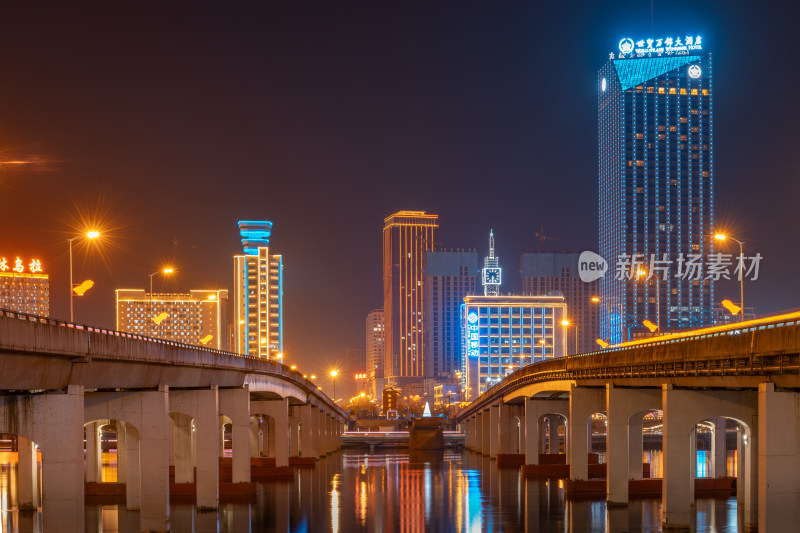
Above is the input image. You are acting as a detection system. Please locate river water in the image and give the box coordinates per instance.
[1,449,739,532]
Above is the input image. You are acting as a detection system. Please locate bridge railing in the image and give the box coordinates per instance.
[0,308,349,419]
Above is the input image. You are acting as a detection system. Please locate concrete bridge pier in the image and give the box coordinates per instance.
[84,420,103,483]
[17,435,40,511]
[220,387,251,483]
[288,409,301,458]
[297,404,316,458]
[307,405,321,458]
[139,387,171,532]
[568,386,605,481]
[758,382,800,532]
[252,399,289,466]
[605,385,661,505]
[481,410,491,456]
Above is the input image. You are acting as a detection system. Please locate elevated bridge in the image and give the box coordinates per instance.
[0,309,350,532]
[456,311,800,531]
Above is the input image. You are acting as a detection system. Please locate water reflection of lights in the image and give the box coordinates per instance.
[331,473,341,533]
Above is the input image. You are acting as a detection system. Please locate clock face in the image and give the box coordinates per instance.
[483,268,501,285]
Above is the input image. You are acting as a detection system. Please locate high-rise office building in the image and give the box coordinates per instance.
[423,250,478,384]
[598,36,714,344]
[115,289,228,349]
[383,210,439,396]
[521,252,599,354]
[461,295,567,401]
[365,309,385,398]
[0,255,49,316]
[233,221,283,358]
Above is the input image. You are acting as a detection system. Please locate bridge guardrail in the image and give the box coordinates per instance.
[0,308,349,420]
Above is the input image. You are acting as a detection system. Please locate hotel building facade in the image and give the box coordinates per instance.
[598,36,714,344]
[0,255,49,316]
[115,289,228,349]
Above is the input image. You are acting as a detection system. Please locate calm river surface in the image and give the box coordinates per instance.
[1,450,739,532]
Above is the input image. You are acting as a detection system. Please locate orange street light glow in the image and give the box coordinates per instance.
[596,338,610,348]
[561,319,570,326]
[199,335,213,344]
[722,299,742,315]
[87,230,100,239]
[643,320,659,333]
[591,296,600,303]
[714,234,727,241]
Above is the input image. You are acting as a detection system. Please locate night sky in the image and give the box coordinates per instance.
[1,1,798,397]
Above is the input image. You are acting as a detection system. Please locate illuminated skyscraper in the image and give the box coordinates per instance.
[481,231,501,296]
[115,289,228,349]
[365,309,385,397]
[383,211,438,396]
[423,250,478,383]
[0,255,49,316]
[234,221,283,358]
[598,35,714,344]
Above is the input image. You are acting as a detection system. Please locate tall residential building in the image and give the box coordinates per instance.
[365,309,385,398]
[0,255,49,316]
[423,250,478,384]
[233,221,283,358]
[462,295,567,401]
[598,35,714,344]
[521,252,599,354]
[383,211,439,396]
[115,289,228,349]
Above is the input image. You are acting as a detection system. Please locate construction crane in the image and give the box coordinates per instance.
[533,225,558,252]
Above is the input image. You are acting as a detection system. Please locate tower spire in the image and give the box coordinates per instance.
[482,229,501,296]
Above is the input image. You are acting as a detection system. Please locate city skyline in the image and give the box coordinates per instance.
[0,1,798,384]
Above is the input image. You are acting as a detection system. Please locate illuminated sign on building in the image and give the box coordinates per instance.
[614,35,703,59]
[466,311,479,357]
[0,257,44,274]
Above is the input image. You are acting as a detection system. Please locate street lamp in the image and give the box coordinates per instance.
[561,319,578,355]
[149,267,174,336]
[330,369,339,403]
[714,233,746,322]
[67,230,100,322]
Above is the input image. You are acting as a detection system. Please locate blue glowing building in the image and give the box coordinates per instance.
[598,36,714,344]
[234,221,283,358]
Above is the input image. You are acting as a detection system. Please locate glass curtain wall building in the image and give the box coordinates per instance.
[598,38,714,344]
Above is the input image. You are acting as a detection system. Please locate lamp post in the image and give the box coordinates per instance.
[330,369,339,403]
[148,267,174,336]
[714,234,745,322]
[67,230,100,322]
[561,319,578,355]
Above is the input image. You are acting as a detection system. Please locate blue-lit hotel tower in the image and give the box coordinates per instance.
[598,36,714,344]
[234,221,284,358]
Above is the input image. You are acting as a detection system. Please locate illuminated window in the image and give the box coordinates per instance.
[658,87,665,94]
[669,88,677,94]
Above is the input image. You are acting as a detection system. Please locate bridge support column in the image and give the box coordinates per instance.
[220,387,251,483]
[326,415,334,453]
[192,388,220,510]
[758,382,800,532]
[253,399,289,467]
[140,386,170,533]
[662,384,693,530]
[17,436,39,510]
[481,410,491,456]
[299,404,316,458]
[546,415,562,454]
[125,425,141,511]
[173,415,194,483]
[471,414,481,453]
[309,406,321,458]
[116,422,127,484]
[711,416,726,478]
[498,404,513,455]
[85,421,101,483]
[524,398,540,465]
[489,404,500,459]
[288,410,300,457]
[628,414,643,481]
[569,386,604,481]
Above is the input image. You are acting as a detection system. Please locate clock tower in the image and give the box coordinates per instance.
[481,230,501,296]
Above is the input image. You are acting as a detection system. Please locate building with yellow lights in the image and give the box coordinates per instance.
[383,211,438,397]
[233,220,283,359]
[0,255,49,316]
[115,289,228,350]
[365,309,385,397]
[462,295,567,401]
